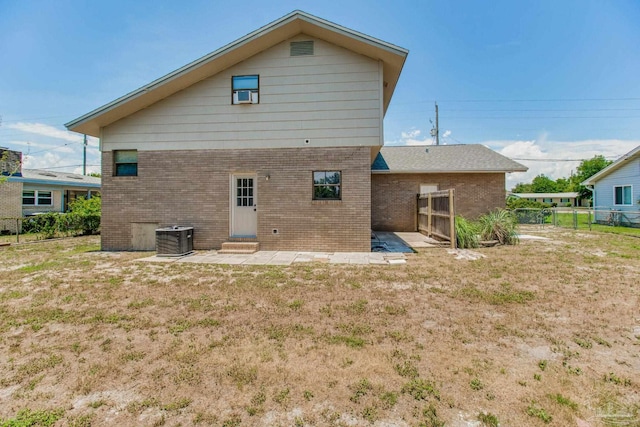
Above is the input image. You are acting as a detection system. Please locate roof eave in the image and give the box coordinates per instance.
[581,145,640,185]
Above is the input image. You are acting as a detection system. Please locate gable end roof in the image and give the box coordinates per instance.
[581,145,640,185]
[66,10,408,137]
[371,145,528,173]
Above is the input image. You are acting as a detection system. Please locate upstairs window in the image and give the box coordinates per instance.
[313,171,341,200]
[114,150,138,176]
[614,185,632,205]
[232,75,259,104]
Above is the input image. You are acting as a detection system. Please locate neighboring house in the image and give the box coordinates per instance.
[0,148,101,234]
[65,11,524,252]
[510,192,583,207]
[582,145,640,224]
[372,145,527,231]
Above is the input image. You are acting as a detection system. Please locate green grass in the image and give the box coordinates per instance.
[0,408,65,427]
[549,212,640,236]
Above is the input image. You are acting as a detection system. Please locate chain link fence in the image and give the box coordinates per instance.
[512,208,640,231]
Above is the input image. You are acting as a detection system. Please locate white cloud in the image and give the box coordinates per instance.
[22,152,65,169]
[388,128,435,146]
[401,129,421,139]
[5,140,52,149]
[442,130,451,138]
[3,122,101,173]
[487,138,640,190]
[6,122,99,146]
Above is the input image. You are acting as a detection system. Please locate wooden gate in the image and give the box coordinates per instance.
[417,189,456,249]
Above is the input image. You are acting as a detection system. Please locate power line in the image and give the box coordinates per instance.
[26,142,75,155]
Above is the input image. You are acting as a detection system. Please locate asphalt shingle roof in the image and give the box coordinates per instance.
[372,144,527,173]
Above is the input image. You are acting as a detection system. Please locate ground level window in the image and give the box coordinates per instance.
[114,150,138,176]
[313,171,341,200]
[614,185,632,205]
[22,190,52,206]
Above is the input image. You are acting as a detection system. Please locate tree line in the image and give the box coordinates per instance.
[511,155,612,202]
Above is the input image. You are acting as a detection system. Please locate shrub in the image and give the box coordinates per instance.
[455,216,479,249]
[506,197,549,210]
[23,212,60,238]
[478,209,519,245]
[20,196,101,238]
[68,195,101,235]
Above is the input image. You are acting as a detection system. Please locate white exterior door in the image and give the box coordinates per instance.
[231,174,257,237]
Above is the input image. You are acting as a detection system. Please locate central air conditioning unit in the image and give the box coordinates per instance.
[156,226,194,257]
[233,90,258,104]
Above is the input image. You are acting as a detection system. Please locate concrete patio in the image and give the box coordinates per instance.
[138,232,439,266]
[138,250,408,266]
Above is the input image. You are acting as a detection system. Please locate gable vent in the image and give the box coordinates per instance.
[290,41,314,56]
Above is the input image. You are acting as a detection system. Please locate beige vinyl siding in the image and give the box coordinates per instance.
[102,35,382,151]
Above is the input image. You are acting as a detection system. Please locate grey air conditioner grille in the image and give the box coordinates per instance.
[290,41,314,56]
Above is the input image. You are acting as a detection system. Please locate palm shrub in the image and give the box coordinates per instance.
[478,209,519,245]
[455,215,479,248]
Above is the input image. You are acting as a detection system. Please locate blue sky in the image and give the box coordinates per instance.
[1,0,639,188]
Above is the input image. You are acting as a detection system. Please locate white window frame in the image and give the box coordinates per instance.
[613,184,632,206]
[232,75,259,105]
[23,190,53,206]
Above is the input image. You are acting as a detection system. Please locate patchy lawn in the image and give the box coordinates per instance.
[0,228,638,427]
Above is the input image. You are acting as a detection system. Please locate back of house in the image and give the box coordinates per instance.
[66,11,408,251]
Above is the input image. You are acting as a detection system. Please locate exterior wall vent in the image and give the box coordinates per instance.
[290,41,314,56]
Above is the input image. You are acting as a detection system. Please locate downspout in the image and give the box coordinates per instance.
[584,185,594,208]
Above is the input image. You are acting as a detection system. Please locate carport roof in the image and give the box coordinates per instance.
[371,145,528,173]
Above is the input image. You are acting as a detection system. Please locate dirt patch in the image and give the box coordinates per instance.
[0,229,639,426]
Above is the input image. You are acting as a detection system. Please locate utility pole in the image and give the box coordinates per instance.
[430,102,440,145]
[83,134,87,175]
[435,102,439,145]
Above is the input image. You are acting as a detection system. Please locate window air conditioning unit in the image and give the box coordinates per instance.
[233,90,258,104]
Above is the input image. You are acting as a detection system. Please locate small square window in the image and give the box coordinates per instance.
[232,75,259,104]
[22,190,35,205]
[37,191,52,205]
[614,185,632,205]
[313,171,341,200]
[114,150,138,176]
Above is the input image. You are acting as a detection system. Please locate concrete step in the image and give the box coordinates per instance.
[218,241,260,254]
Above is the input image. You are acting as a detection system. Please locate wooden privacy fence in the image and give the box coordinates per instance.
[417,189,456,249]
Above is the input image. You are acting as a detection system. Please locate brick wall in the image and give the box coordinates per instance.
[101,146,371,251]
[371,173,506,231]
[0,182,23,233]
